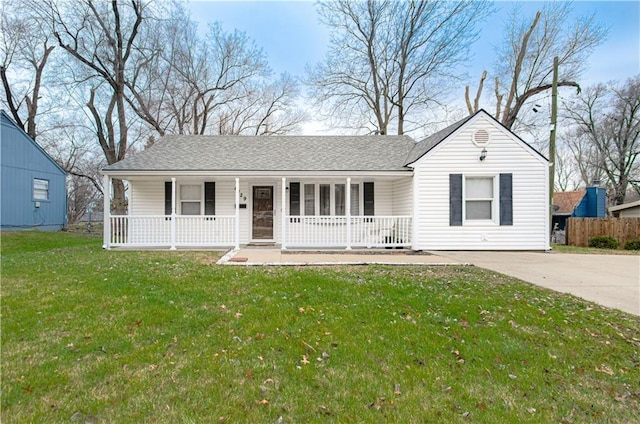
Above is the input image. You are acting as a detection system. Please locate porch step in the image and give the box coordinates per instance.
[246,242,277,247]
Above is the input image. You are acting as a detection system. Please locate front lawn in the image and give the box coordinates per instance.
[2,232,639,422]
[552,244,639,255]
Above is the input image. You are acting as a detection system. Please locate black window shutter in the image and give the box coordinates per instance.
[449,174,462,226]
[499,173,513,225]
[164,181,172,215]
[289,182,300,215]
[363,182,375,216]
[204,182,216,215]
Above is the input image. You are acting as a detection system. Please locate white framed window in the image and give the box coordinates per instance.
[295,182,365,216]
[464,176,494,221]
[33,178,49,200]
[180,185,201,215]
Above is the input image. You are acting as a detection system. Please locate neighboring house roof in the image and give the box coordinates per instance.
[103,135,416,173]
[608,200,640,213]
[0,110,67,175]
[553,190,586,215]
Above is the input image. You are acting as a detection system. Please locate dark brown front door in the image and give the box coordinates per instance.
[252,186,273,239]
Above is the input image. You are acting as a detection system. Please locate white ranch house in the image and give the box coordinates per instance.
[101,110,550,251]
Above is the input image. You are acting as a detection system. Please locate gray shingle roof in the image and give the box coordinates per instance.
[103,135,417,172]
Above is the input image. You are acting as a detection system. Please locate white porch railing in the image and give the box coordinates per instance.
[284,216,412,248]
[109,215,236,247]
[109,215,411,249]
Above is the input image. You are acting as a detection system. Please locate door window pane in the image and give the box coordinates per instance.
[304,184,315,216]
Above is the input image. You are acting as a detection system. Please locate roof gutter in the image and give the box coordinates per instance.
[101,169,414,178]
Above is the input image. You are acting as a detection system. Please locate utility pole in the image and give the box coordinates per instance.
[549,56,558,243]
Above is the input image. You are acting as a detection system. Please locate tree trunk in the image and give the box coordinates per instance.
[111,178,127,215]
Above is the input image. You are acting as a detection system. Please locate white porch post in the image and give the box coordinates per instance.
[411,172,418,251]
[346,177,351,250]
[170,177,177,250]
[235,178,240,249]
[281,177,287,250]
[102,174,111,250]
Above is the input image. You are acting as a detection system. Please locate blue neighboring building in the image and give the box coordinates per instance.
[552,185,607,231]
[1,110,67,230]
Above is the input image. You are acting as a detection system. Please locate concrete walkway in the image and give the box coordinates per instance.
[219,248,640,316]
[218,248,463,266]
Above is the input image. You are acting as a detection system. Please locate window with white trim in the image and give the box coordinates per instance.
[293,182,368,216]
[33,178,49,200]
[465,176,494,220]
[180,185,201,215]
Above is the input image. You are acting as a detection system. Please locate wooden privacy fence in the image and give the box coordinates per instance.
[567,217,640,247]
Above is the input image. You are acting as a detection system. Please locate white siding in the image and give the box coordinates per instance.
[374,180,393,215]
[130,180,165,215]
[413,114,548,250]
[391,177,413,215]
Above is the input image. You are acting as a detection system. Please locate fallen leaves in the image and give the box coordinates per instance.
[595,365,614,376]
[452,349,465,365]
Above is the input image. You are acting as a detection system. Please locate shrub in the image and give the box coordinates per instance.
[588,236,619,249]
[624,238,640,250]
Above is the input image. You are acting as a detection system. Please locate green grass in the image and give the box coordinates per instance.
[552,243,640,255]
[2,231,639,423]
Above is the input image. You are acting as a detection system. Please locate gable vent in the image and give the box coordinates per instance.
[472,129,490,147]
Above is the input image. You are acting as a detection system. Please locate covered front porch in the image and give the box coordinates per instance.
[102,175,413,250]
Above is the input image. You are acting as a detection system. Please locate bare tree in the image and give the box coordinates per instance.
[0,0,55,139]
[309,0,491,136]
[564,76,640,205]
[33,0,161,213]
[217,73,307,136]
[40,122,104,223]
[553,145,580,192]
[466,2,606,130]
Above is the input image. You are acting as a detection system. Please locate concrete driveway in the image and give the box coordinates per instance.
[436,251,640,316]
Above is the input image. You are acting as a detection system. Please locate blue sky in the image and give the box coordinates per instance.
[186,1,639,134]
[187,0,639,84]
